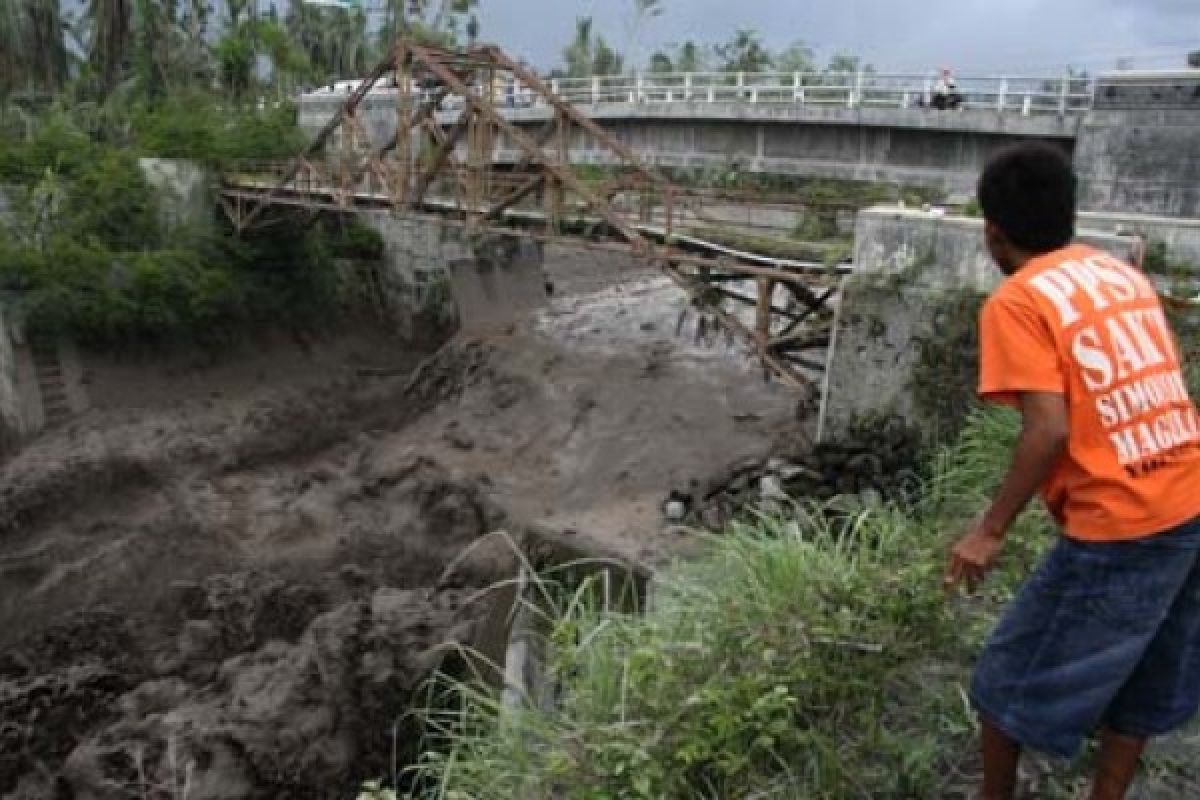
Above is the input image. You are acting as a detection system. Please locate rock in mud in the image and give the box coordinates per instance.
[671,416,923,528]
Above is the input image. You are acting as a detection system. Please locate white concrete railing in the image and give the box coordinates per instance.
[302,71,1096,116]
[539,72,1094,115]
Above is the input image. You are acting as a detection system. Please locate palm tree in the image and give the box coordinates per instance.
[86,0,134,93]
[563,17,596,79]
[715,29,773,74]
[0,0,69,95]
[562,17,623,79]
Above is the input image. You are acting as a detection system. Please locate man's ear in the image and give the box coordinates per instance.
[983,221,1011,268]
[983,221,1004,250]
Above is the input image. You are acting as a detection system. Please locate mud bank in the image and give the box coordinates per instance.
[1,245,801,797]
[0,347,521,797]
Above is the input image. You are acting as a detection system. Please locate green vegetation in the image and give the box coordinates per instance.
[0,109,383,347]
[401,405,1200,799]
[1,0,479,102]
[657,170,943,209]
[684,225,850,265]
[562,17,625,79]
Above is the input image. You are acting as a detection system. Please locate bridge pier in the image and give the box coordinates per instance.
[358,212,547,340]
[818,208,1137,444]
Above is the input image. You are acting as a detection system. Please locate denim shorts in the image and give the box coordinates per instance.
[970,516,1200,758]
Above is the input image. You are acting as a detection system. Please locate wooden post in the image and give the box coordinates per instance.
[394,44,412,206]
[756,276,775,355]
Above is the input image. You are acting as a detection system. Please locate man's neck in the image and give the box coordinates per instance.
[1007,246,1054,275]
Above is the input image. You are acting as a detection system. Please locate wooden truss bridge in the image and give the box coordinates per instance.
[219,40,847,390]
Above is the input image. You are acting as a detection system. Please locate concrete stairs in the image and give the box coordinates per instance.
[28,336,72,428]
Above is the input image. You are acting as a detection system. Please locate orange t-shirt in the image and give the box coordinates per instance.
[979,243,1200,541]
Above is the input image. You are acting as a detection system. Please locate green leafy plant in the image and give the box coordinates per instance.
[399,404,1200,798]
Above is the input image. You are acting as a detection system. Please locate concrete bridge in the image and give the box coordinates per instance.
[298,68,1200,216]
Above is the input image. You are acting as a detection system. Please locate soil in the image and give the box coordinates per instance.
[0,244,798,798]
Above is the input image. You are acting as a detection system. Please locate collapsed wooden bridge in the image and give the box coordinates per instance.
[219,40,846,390]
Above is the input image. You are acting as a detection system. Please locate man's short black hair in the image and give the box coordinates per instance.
[978,142,1077,254]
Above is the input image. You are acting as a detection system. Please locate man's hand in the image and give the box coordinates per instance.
[945,519,1006,594]
[944,392,1069,595]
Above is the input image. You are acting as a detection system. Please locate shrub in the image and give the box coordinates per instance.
[132,95,305,165]
[402,408,1058,799]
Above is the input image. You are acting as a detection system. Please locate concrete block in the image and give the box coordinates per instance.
[138,158,212,232]
[819,281,986,443]
[853,206,1138,292]
[0,304,21,454]
[1075,109,1200,218]
[821,208,1140,442]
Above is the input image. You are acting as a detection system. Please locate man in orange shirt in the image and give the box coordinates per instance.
[946,142,1200,800]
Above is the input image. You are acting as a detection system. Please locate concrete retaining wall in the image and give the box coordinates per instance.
[818,207,1138,442]
[0,304,21,454]
[1075,110,1200,219]
[359,213,546,339]
[1078,211,1200,270]
[139,158,212,232]
[358,213,468,338]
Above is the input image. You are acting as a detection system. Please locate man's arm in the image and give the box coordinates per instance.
[944,391,1069,592]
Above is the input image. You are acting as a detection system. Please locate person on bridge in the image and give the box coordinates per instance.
[945,142,1200,800]
[932,67,962,109]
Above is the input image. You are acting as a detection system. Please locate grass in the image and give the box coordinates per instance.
[394,405,1200,799]
[684,225,852,266]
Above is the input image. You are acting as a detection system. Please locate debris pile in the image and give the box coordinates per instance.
[0,578,488,799]
[666,416,924,528]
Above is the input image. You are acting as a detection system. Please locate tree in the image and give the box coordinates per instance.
[86,0,134,94]
[648,51,674,74]
[1189,51,1200,69]
[287,2,369,86]
[675,40,709,73]
[714,29,772,74]
[132,0,170,98]
[374,0,479,54]
[563,16,623,79]
[255,19,310,97]
[776,41,815,75]
[0,0,70,95]
[648,40,709,74]
[564,17,596,78]
[825,53,860,74]
[592,38,623,77]
[215,27,256,98]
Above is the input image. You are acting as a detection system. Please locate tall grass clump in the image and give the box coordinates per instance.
[401,406,1071,799]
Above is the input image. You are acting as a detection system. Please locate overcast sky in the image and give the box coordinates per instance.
[475,0,1198,75]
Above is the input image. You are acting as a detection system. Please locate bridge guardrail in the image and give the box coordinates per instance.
[535,72,1094,116]
[304,71,1099,116]
[302,72,1095,117]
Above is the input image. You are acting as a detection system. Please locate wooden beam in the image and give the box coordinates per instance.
[768,331,831,350]
[409,43,649,250]
[410,111,471,207]
[483,174,546,222]
[755,276,775,352]
[480,45,671,189]
[237,55,393,232]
